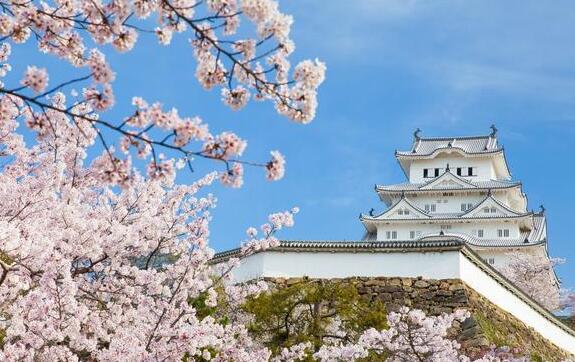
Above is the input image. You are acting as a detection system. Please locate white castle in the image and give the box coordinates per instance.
[360,126,550,271]
[214,127,575,353]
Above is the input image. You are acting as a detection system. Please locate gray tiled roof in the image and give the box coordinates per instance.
[212,227,547,261]
[362,210,532,222]
[212,239,466,260]
[376,179,521,192]
[396,135,501,157]
[362,214,546,247]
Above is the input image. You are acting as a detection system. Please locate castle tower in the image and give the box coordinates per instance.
[360,126,550,270]
[215,127,575,353]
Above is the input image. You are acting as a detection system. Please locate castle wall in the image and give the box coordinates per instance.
[231,249,461,283]
[227,248,575,354]
[409,154,495,183]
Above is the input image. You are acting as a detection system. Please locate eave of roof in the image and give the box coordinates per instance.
[360,211,533,223]
[396,132,501,157]
[375,180,522,193]
[395,146,504,158]
[212,238,466,262]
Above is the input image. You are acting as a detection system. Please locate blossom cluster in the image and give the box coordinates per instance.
[313,307,471,361]
[240,207,299,254]
[499,252,564,311]
[0,125,297,359]
[0,0,326,189]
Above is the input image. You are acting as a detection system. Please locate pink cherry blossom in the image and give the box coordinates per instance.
[0,0,332,359]
[222,86,251,110]
[266,150,285,180]
[499,252,563,311]
[21,66,48,93]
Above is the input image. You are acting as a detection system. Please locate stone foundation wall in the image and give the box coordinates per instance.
[266,276,571,361]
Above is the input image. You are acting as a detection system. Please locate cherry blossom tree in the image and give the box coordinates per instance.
[0,0,326,359]
[313,307,471,362]
[0,0,326,188]
[498,252,563,311]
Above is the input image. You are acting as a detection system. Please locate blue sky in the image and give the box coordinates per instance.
[11,1,575,286]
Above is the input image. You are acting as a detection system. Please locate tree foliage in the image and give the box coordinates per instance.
[243,279,387,357]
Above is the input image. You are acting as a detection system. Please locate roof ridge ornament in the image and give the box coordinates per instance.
[369,208,375,216]
[413,128,422,141]
[539,204,546,214]
[490,124,498,137]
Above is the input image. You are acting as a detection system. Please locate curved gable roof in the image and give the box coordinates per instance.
[462,194,527,218]
[396,133,501,157]
[419,169,478,190]
[362,197,430,221]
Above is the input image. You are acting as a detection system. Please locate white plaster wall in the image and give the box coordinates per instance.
[409,155,495,183]
[474,248,539,268]
[459,254,575,354]
[409,194,485,213]
[230,251,461,283]
[375,221,522,241]
[387,189,526,212]
[407,193,513,214]
[229,253,265,282]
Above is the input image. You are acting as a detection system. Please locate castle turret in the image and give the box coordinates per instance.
[361,128,551,274]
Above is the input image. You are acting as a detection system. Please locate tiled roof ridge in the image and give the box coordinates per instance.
[376,179,521,192]
[416,134,494,141]
[211,236,547,261]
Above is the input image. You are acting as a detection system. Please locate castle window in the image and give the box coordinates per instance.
[442,192,454,197]
[497,229,510,238]
[456,167,462,176]
[425,204,436,212]
[440,225,452,230]
[398,209,403,215]
[386,231,398,240]
[410,231,416,239]
[461,203,474,211]
[461,203,471,211]
[484,258,495,265]
[404,209,410,215]
[467,167,477,176]
[490,207,496,213]
[477,229,484,238]
[423,168,437,178]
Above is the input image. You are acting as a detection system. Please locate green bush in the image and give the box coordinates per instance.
[243,278,387,357]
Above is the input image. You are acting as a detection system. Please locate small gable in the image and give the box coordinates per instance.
[420,171,476,190]
[463,196,523,218]
[374,198,430,220]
